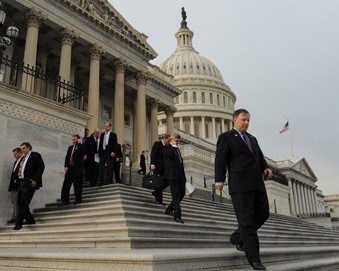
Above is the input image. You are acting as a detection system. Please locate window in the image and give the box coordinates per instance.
[217,94,220,106]
[223,96,226,107]
[102,104,112,119]
[201,92,205,103]
[184,92,188,103]
[124,113,131,126]
[209,93,213,104]
[193,91,197,103]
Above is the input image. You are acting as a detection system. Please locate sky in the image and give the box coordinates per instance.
[110,0,339,195]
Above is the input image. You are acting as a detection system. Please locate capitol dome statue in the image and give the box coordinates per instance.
[159,8,236,141]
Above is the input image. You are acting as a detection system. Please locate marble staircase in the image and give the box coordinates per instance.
[0,184,339,270]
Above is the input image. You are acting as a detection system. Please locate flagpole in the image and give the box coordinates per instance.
[289,132,295,161]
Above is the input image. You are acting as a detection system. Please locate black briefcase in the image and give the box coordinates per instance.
[142,172,165,189]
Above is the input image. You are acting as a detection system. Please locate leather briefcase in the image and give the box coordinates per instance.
[142,172,165,189]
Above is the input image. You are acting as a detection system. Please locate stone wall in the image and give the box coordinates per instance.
[0,85,90,225]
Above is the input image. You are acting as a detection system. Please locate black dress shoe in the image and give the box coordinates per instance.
[58,202,70,207]
[73,201,82,205]
[23,220,35,225]
[174,218,184,224]
[13,225,22,230]
[7,219,16,224]
[230,239,245,252]
[251,262,266,270]
[155,201,166,206]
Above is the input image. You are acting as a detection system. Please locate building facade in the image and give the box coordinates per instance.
[0,0,180,225]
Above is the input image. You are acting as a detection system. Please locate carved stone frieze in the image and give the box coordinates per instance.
[0,100,83,135]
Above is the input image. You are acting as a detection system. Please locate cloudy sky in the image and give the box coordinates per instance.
[111,0,339,195]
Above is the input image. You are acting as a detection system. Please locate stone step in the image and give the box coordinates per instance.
[0,247,338,271]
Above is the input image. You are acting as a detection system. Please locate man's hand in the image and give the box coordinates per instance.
[111,152,115,158]
[31,180,37,187]
[84,155,87,161]
[150,165,156,171]
[64,167,68,173]
[264,168,273,180]
[215,182,224,191]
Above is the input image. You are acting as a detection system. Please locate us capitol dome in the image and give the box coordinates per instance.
[159,8,236,141]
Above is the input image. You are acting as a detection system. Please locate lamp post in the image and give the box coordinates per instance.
[0,1,19,56]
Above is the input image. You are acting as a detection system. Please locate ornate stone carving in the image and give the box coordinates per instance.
[135,71,150,85]
[89,44,106,60]
[26,8,46,28]
[114,58,128,73]
[165,106,176,117]
[0,100,83,135]
[60,28,79,46]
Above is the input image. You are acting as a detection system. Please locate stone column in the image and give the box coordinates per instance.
[212,117,216,138]
[135,71,149,157]
[2,44,14,83]
[21,8,45,93]
[58,28,78,102]
[150,99,159,146]
[87,44,105,132]
[303,185,310,215]
[313,189,318,214]
[179,117,184,130]
[113,58,128,144]
[221,118,225,132]
[296,182,304,215]
[35,42,50,97]
[201,116,206,138]
[190,116,194,135]
[287,178,296,215]
[292,180,300,215]
[165,107,175,135]
[308,187,315,214]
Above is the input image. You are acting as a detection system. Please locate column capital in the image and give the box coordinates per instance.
[135,71,150,85]
[147,98,159,109]
[165,106,176,117]
[114,58,128,73]
[26,8,46,28]
[89,44,106,60]
[60,28,79,46]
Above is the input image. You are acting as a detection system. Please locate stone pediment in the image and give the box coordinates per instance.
[291,158,317,180]
[61,0,157,59]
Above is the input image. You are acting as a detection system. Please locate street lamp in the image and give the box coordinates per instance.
[0,2,19,54]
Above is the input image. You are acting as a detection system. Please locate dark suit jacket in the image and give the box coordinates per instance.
[99,132,118,160]
[85,136,100,163]
[21,151,45,189]
[115,144,123,163]
[8,157,23,192]
[139,153,146,167]
[214,129,268,194]
[163,144,186,182]
[150,140,165,175]
[64,143,85,175]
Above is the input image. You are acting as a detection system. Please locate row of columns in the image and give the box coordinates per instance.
[178,116,232,138]
[288,178,318,216]
[18,8,166,159]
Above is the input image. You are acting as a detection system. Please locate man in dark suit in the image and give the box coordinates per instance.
[84,129,101,187]
[138,151,146,175]
[98,122,118,185]
[7,147,23,224]
[113,143,123,183]
[164,133,186,224]
[150,134,171,204]
[215,109,273,271]
[61,134,86,205]
[14,142,45,230]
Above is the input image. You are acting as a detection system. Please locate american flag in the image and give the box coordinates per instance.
[279,121,289,134]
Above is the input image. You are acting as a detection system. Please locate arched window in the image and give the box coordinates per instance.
[194,123,200,137]
[217,94,220,106]
[193,91,197,103]
[209,93,213,104]
[184,122,190,133]
[201,92,205,103]
[223,96,226,107]
[184,92,188,103]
